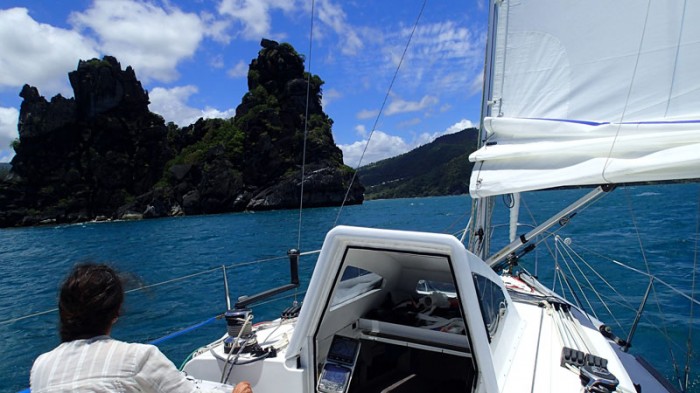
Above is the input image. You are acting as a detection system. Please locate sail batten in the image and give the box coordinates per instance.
[470,0,700,198]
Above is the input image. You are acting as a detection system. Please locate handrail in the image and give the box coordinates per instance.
[0,250,322,326]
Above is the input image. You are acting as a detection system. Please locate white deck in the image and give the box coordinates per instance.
[502,294,637,393]
[182,226,673,393]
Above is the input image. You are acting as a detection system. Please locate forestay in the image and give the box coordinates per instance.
[469,0,700,198]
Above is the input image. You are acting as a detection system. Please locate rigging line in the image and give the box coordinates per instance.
[557,238,600,321]
[575,282,639,317]
[520,196,556,266]
[560,241,627,330]
[684,185,699,388]
[124,266,222,294]
[253,290,308,307]
[558,269,691,353]
[554,246,582,309]
[459,216,472,243]
[561,307,592,354]
[1,266,222,325]
[333,0,428,227]
[493,187,611,268]
[588,251,700,307]
[260,318,295,348]
[601,296,691,354]
[3,251,316,326]
[555,243,594,322]
[623,188,683,386]
[0,308,57,326]
[528,308,545,393]
[664,0,687,118]
[561,268,691,355]
[224,255,288,269]
[483,198,496,252]
[601,0,651,183]
[1,266,223,325]
[466,195,479,245]
[297,0,316,252]
[552,246,560,290]
[443,208,470,236]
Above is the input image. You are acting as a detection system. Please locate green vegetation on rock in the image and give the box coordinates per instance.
[358,129,478,199]
[0,40,363,227]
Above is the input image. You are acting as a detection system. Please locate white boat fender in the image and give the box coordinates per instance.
[418,292,450,309]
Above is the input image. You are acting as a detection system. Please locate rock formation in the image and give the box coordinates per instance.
[0,42,363,227]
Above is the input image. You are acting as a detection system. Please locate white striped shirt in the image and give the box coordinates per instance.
[30,336,199,393]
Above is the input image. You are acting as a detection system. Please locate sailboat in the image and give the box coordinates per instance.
[176,1,698,392]
[11,0,696,392]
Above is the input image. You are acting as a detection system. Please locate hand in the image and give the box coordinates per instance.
[232,381,253,393]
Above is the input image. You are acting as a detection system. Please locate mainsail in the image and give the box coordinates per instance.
[469,0,700,198]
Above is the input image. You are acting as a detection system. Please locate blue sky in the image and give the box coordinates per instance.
[0,0,487,166]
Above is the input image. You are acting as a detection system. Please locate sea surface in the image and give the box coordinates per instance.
[1,184,699,392]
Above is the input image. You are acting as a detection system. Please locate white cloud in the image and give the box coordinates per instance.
[340,130,410,167]
[376,20,484,95]
[149,85,236,127]
[316,0,363,56]
[386,95,438,116]
[0,8,98,96]
[445,119,475,134]
[411,119,477,147]
[0,106,19,163]
[354,124,367,138]
[356,109,379,120]
[69,0,206,83]
[210,55,225,69]
[469,72,483,96]
[218,0,296,40]
[397,117,421,128]
[201,11,232,44]
[227,61,249,78]
[321,88,341,108]
[414,131,440,147]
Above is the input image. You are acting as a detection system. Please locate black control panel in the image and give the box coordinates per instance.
[317,336,360,393]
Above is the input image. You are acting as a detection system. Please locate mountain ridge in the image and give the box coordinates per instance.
[358,128,478,199]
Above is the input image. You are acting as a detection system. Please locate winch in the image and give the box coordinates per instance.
[224,308,257,354]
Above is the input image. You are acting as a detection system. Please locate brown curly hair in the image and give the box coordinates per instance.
[59,263,124,342]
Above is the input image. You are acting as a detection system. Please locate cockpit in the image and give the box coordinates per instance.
[312,246,477,393]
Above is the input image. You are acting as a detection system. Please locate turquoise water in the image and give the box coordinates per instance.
[1,185,698,392]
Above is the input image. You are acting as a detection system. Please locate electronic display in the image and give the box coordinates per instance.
[327,336,359,365]
[318,364,351,393]
[317,336,360,393]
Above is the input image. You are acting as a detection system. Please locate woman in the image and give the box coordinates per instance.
[30,263,252,393]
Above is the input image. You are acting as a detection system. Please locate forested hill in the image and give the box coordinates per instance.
[358,128,479,199]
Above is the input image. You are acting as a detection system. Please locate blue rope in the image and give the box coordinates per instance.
[148,316,219,346]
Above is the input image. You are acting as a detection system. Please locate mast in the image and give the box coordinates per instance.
[468,0,499,259]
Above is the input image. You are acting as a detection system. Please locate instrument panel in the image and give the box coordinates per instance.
[317,336,360,393]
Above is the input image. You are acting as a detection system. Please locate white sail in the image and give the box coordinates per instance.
[469,0,700,198]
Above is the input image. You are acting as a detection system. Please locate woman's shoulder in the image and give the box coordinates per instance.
[99,337,165,361]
